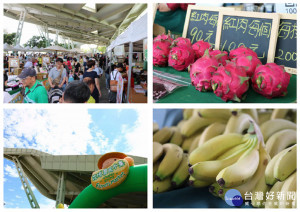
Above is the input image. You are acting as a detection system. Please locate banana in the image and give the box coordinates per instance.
[153,122,159,134]
[180,115,227,137]
[196,109,232,120]
[188,133,244,165]
[189,176,212,188]
[189,140,252,181]
[265,181,285,208]
[153,177,172,193]
[271,109,290,120]
[181,132,202,152]
[223,113,254,134]
[278,171,296,208]
[217,143,249,160]
[251,177,271,208]
[155,143,183,180]
[198,122,226,146]
[230,109,242,116]
[209,182,222,197]
[242,109,259,124]
[265,146,293,185]
[153,142,163,163]
[171,153,189,187]
[265,129,296,158]
[188,136,201,154]
[153,161,160,181]
[153,127,174,144]
[258,110,272,125]
[176,120,187,131]
[183,109,194,120]
[260,119,296,142]
[216,133,260,188]
[273,144,296,182]
[170,126,184,146]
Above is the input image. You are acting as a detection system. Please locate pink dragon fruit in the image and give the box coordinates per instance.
[211,62,249,102]
[229,46,258,59]
[192,40,212,59]
[153,41,171,66]
[209,50,229,66]
[166,3,180,10]
[154,34,174,43]
[168,45,195,71]
[252,63,291,98]
[171,37,192,47]
[232,54,262,77]
[190,50,220,91]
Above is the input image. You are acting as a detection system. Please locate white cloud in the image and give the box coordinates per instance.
[4,109,93,155]
[21,185,36,191]
[16,195,22,199]
[8,189,14,192]
[4,164,19,178]
[38,199,57,209]
[4,178,7,182]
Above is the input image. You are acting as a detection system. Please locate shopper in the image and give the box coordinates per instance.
[48,58,67,91]
[18,68,48,103]
[109,63,123,103]
[83,60,101,103]
[61,81,90,103]
[83,77,96,103]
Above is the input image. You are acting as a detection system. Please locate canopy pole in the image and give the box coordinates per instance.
[15,10,26,46]
[127,42,133,103]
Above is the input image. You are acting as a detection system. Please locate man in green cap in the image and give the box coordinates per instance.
[18,68,48,103]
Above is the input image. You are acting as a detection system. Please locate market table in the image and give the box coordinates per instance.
[154,67,297,103]
[128,87,147,103]
[153,186,252,208]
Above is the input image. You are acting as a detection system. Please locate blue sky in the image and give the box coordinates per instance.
[3,108,147,208]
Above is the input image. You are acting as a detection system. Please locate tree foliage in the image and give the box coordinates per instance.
[23,36,54,48]
[4,33,16,45]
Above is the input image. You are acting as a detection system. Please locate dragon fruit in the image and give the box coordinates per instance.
[179,3,196,10]
[252,63,291,98]
[167,3,180,10]
[190,50,220,91]
[154,34,174,43]
[192,40,212,59]
[153,41,171,66]
[171,37,192,47]
[211,62,249,102]
[209,50,229,66]
[232,55,262,77]
[169,45,195,71]
[229,46,258,59]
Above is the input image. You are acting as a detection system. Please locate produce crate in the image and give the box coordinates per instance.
[36,73,48,80]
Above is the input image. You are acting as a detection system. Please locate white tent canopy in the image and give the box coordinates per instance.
[24,46,33,51]
[12,44,24,51]
[107,13,147,52]
[4,43,13,51]
[44,45,68,52]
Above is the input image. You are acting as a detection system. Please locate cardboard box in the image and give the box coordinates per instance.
[37,73,48,81]
[13,68,22,75]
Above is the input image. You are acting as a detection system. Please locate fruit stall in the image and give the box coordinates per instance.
[153,4,297,103]
[153,109,297,208]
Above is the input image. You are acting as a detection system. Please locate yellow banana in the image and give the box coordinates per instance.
[171,153,189,187]
[224,113,254,134]
[170,126,184,146]
[183,109,194,120]
[153,177,172,193]
[188,133,244,165]
[265,129,296,158]
[217,143,248,160]
[265,146,293,185]
[242,109,259,124]
[189,140,252,181]
[278,171,296,208]
[209,182,222,197]
[196,109,232,120]
[260,119,296,142]
[265,181,285,208]
[216,134,260,188]
[153,161,160,181]
[188,136,201,154]
[153,142,163,163]
[251,177,271,208]
[181,132,202,152]
[273,144,296,182]
[189,176,212,188]
[180,115,227,137]
[155,143,183,180]
[153,127,174,144]
[271,109,290,120]
[258,110,272,125]
[176,120,187,131]
[198,122,226,146]
[153,122,159,134]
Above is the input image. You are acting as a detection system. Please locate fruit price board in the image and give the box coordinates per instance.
[183,6,235,47]
[274,14,297,74]
[215,11,280,64]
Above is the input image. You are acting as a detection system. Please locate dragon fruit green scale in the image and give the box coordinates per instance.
[211,62,249,102]
[251,63,291,98]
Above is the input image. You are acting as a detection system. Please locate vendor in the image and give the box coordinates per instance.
[18,68,48,103]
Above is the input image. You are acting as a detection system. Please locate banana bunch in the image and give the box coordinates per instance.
[153,109,297,203]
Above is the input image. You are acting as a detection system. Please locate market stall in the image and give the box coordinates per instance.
[153,4,297,103]
[107,12,148,103]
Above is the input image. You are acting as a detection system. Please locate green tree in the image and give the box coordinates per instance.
[23,36,54,48]
[4,33,16,45]
[97,46,106,53]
